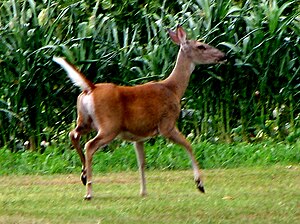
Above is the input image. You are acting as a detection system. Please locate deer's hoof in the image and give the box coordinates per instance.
[84,195,92,201]
[80,173,87,186]
[140,191,148,197]
[195,180,205,193]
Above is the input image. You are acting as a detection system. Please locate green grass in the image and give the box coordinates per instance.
[0,166,299,223]
[1,140,299,175]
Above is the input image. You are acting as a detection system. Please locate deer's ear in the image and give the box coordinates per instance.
[168,29,180,45]
[176,25,186,43]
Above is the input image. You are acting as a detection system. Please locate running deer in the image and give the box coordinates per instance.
[53,26,226,200]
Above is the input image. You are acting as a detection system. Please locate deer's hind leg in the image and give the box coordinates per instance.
[84,130,118,200]
[69,123,92,186]
[70,93,97,186]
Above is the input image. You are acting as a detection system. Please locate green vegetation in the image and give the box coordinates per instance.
[0,2,298,223]
[1,140,299,175]
[0,0,299,151]
[0,166,299,223]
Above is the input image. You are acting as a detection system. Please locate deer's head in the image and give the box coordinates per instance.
[168,26,227,65]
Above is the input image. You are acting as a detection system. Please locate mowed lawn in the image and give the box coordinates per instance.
[0,166,299,224]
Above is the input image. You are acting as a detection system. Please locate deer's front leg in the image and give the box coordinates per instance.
[164,127,205,193]
[134,141,147,196]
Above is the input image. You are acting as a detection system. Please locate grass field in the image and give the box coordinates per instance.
[0,166,299,224]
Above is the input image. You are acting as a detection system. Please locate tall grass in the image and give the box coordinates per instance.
[0,0,299,151]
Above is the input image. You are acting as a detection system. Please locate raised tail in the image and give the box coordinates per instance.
[53,56,95,92]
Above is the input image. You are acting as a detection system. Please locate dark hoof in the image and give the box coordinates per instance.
[196,180,205,193]
[81,173,87,186]
[198,185,205,193]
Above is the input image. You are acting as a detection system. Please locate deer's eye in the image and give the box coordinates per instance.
[197,45,206,50]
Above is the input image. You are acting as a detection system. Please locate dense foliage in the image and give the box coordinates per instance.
[0,0,299,151]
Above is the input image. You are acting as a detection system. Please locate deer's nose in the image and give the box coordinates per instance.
[218,54,227,63]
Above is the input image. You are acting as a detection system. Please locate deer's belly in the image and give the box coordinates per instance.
[117,130,158,142]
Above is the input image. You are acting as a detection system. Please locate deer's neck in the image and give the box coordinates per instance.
[162,48,195,100]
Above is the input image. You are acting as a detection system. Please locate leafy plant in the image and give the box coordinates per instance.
[0,0,299,152]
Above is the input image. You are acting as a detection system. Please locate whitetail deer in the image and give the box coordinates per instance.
[53,26,226,200]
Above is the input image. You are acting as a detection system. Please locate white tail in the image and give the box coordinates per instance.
[53,56,95,92]
[54,26,226,200]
